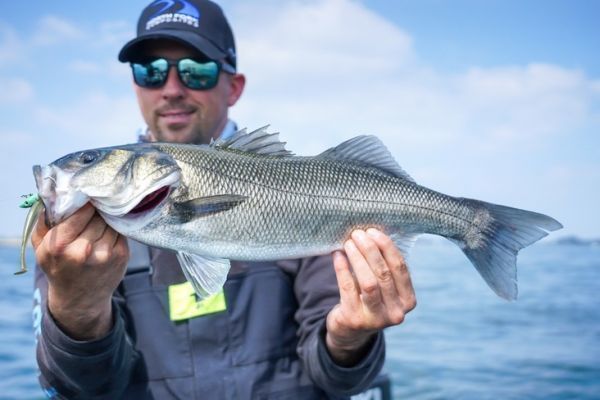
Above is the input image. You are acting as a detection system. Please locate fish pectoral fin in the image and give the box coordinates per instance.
[176,252,231,300]
[173,194,247,222]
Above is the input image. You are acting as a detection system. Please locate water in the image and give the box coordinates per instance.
[1,241,599,399]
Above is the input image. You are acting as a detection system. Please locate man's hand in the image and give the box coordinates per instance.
[31,203,129,340]
[326,228,416,366]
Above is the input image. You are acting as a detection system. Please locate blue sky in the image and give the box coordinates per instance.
[0,0,598,239]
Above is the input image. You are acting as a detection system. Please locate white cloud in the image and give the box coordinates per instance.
[0,129,34,146]
[0,78,34,104]
[31,15,84,46]
[34,91,143,147]
[97,20,134,47]
[68,59,130,79]
[230,0,598,162]
[235,0,413,88]
[0,24,22,67]
[68,60,102,74]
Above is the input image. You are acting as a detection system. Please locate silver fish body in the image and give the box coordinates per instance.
[143,143,474,258]
[32,128,562,300]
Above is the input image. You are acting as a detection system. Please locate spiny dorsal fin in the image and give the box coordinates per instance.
[211,126,293,156]
[317,135,414,182]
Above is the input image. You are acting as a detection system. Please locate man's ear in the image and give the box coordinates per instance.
[227,73,246,107]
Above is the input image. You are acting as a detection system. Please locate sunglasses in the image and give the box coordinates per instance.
[131,57,231,90]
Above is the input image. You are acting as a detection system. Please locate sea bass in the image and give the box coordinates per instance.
[29,127,562,300]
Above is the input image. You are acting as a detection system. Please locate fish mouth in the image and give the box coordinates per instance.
[127,186,171,215]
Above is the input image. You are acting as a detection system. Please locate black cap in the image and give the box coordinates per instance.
[118,0,236,72]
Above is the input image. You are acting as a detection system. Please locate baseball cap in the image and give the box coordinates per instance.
[118,0,237,72]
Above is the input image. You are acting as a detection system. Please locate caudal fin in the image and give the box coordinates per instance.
[455,199,562,300]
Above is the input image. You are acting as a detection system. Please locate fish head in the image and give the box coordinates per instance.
[34,145,181,228]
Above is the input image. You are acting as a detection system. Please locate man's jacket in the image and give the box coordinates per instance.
[34,240,386,399]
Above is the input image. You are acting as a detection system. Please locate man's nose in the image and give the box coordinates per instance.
[161,66,186,99]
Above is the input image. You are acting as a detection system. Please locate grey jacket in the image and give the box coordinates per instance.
[34,240,386,399]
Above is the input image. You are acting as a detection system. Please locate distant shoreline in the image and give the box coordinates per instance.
[0,238,21,247]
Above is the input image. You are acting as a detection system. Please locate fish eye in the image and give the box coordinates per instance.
[79,150,100,165]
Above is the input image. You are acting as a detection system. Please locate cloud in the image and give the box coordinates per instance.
[0,24,22,68]
[97,20,134,47]
[68,60,102,74]
[34,91,143,147]
[0,78,34,104]
[68,59,130,79]
[235,0,414,88]
[31,15,85,46]
[230,0,599,163]
[0,129,34,146]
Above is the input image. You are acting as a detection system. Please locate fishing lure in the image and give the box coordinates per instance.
[17,193,42,275]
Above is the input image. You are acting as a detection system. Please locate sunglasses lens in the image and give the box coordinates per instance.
[132,59,169,88]
[178,59,219,90]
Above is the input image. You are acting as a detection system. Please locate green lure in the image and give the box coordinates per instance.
[17,193,42,275]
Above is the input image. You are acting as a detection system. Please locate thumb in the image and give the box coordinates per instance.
[31,208,49,249]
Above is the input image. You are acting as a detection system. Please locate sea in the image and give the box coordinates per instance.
[0,240,598,400]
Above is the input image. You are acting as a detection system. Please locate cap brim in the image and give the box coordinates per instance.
[118,30,225,63]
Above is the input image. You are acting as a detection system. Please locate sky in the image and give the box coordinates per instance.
[0,0,598,239]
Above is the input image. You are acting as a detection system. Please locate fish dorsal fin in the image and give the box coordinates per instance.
[211,125,293,156]
[317,135,415,182]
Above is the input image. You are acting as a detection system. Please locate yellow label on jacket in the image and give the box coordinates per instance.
[168,281,226,321]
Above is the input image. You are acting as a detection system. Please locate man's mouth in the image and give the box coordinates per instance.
[159,108,195,125]
[128,186,170,215]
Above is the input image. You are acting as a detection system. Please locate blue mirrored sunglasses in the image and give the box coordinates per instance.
[131,58,226,90]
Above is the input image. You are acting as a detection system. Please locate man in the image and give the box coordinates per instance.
[32,1,416,398]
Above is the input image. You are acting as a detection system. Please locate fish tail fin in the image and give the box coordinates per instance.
[454,199,562,300]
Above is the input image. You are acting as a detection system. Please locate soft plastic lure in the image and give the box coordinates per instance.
[17,193,42,275]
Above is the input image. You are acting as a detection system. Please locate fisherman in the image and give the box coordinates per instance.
[31,1,416,398]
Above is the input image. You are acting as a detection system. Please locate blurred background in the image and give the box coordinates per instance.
[0,1,598,399]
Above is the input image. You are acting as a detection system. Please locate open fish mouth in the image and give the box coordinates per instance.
[127,186,171,215]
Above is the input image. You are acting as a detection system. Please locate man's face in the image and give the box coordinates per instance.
[133,39,245,144]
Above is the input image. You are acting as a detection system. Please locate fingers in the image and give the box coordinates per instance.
[344,228,417,319]
[43,204,96,254]
[344,233,383,310]
[353,230,403,306]
[365,229,417,313]
[87,224,119,265]
[73,214,107,244]
[332,251,360,310]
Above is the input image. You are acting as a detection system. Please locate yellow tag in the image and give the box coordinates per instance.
[168,281,227,321]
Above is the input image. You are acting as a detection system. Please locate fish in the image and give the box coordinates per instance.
[30,127,562,300]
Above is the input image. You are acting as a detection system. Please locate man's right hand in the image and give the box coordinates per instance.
[31,203,129,340]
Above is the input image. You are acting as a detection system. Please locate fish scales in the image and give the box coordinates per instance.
[144,143,476,260]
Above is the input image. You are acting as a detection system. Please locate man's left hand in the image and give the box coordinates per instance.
[325,228,416,366]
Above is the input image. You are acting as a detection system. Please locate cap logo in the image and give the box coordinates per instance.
[146,0,200,30]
